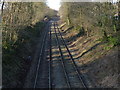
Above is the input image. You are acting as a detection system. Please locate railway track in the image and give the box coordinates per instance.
[49,23,52,88]
[54,22,71,88]
[33,23,52,88]
[32,20,87,88]
[54,21,87,88]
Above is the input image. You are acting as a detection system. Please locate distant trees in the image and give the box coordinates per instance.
[59,2,119,40]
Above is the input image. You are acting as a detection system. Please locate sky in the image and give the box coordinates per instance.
[46,0,61,11]
[46,0,119,10]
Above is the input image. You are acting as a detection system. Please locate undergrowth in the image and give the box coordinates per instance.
[2,21,45,88]
[97,34,120,50]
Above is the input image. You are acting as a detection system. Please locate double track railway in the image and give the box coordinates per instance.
[33,20,87,88]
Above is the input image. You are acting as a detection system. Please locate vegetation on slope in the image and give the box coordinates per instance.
[1,2,56,88]
[59,2,120,87]
[59,2,120,47]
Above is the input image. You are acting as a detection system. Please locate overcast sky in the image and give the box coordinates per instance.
[46,0,119,10]
[46,0,61,10]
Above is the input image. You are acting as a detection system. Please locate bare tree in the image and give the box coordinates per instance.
[1,1,4,16]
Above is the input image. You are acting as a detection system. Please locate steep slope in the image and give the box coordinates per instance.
[59,24,119,88]
[59,2,119,87]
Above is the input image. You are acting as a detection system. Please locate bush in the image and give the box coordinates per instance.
[107,36,120,46]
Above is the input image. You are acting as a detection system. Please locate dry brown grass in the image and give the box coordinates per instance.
[60,23,119,88]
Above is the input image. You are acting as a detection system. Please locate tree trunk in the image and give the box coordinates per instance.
[1,1,5,16]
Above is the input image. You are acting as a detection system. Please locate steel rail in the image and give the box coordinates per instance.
[54,22,71,88]
[55,22,87,88]
[49,23,52,89]
[33,23,50,88]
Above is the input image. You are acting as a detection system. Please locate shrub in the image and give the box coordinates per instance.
[107,36,120,46]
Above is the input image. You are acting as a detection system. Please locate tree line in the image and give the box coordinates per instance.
[59,2,120,46]
[1,2,56,87]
